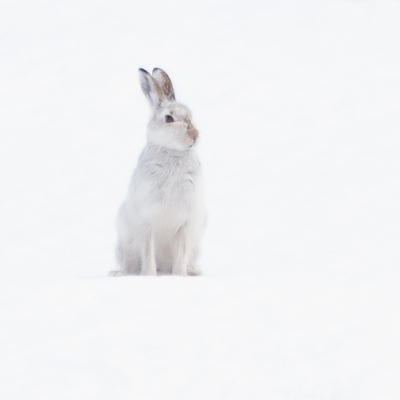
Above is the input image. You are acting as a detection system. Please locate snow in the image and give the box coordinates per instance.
[1,0,400,398]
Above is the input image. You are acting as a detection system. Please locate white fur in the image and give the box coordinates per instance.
[110,68,206,276]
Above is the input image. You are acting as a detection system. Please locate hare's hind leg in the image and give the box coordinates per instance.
[122,250,141,275]
[109,243,140,276]
[109,243,124,276]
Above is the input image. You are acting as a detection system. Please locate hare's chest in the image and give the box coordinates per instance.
[142,155,196,198]
[142,169,197,230]
[153,168,196,205]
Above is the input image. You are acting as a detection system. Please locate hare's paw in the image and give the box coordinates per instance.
[187,265,201,276]
[109,270,125,277]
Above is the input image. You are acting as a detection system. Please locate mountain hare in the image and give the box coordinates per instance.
[110,68,206,276]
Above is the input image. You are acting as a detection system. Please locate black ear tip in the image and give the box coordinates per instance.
[139,68,149,75]
[152,68,161,74]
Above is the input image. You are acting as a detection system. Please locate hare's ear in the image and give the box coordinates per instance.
[138,68,163,107]
[152,68,175,102]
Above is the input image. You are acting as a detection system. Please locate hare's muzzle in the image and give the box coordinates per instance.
[187,121,198,142]
[188,128,198,142]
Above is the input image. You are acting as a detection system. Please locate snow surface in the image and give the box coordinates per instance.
[1,0,400,398]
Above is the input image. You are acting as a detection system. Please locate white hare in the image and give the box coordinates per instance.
[110,68,206,276]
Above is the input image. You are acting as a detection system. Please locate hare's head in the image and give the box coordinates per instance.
[139,68,198,151]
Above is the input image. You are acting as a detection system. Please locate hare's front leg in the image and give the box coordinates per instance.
[140,232,157,276]
[172,228,191,276]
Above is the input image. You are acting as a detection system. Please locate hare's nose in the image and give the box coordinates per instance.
[187,123,198,140]
[188,128,198,141]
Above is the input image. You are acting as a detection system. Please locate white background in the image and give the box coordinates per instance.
[1,0,399,398]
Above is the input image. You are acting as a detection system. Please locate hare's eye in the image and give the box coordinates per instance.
[165,115,174,123]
